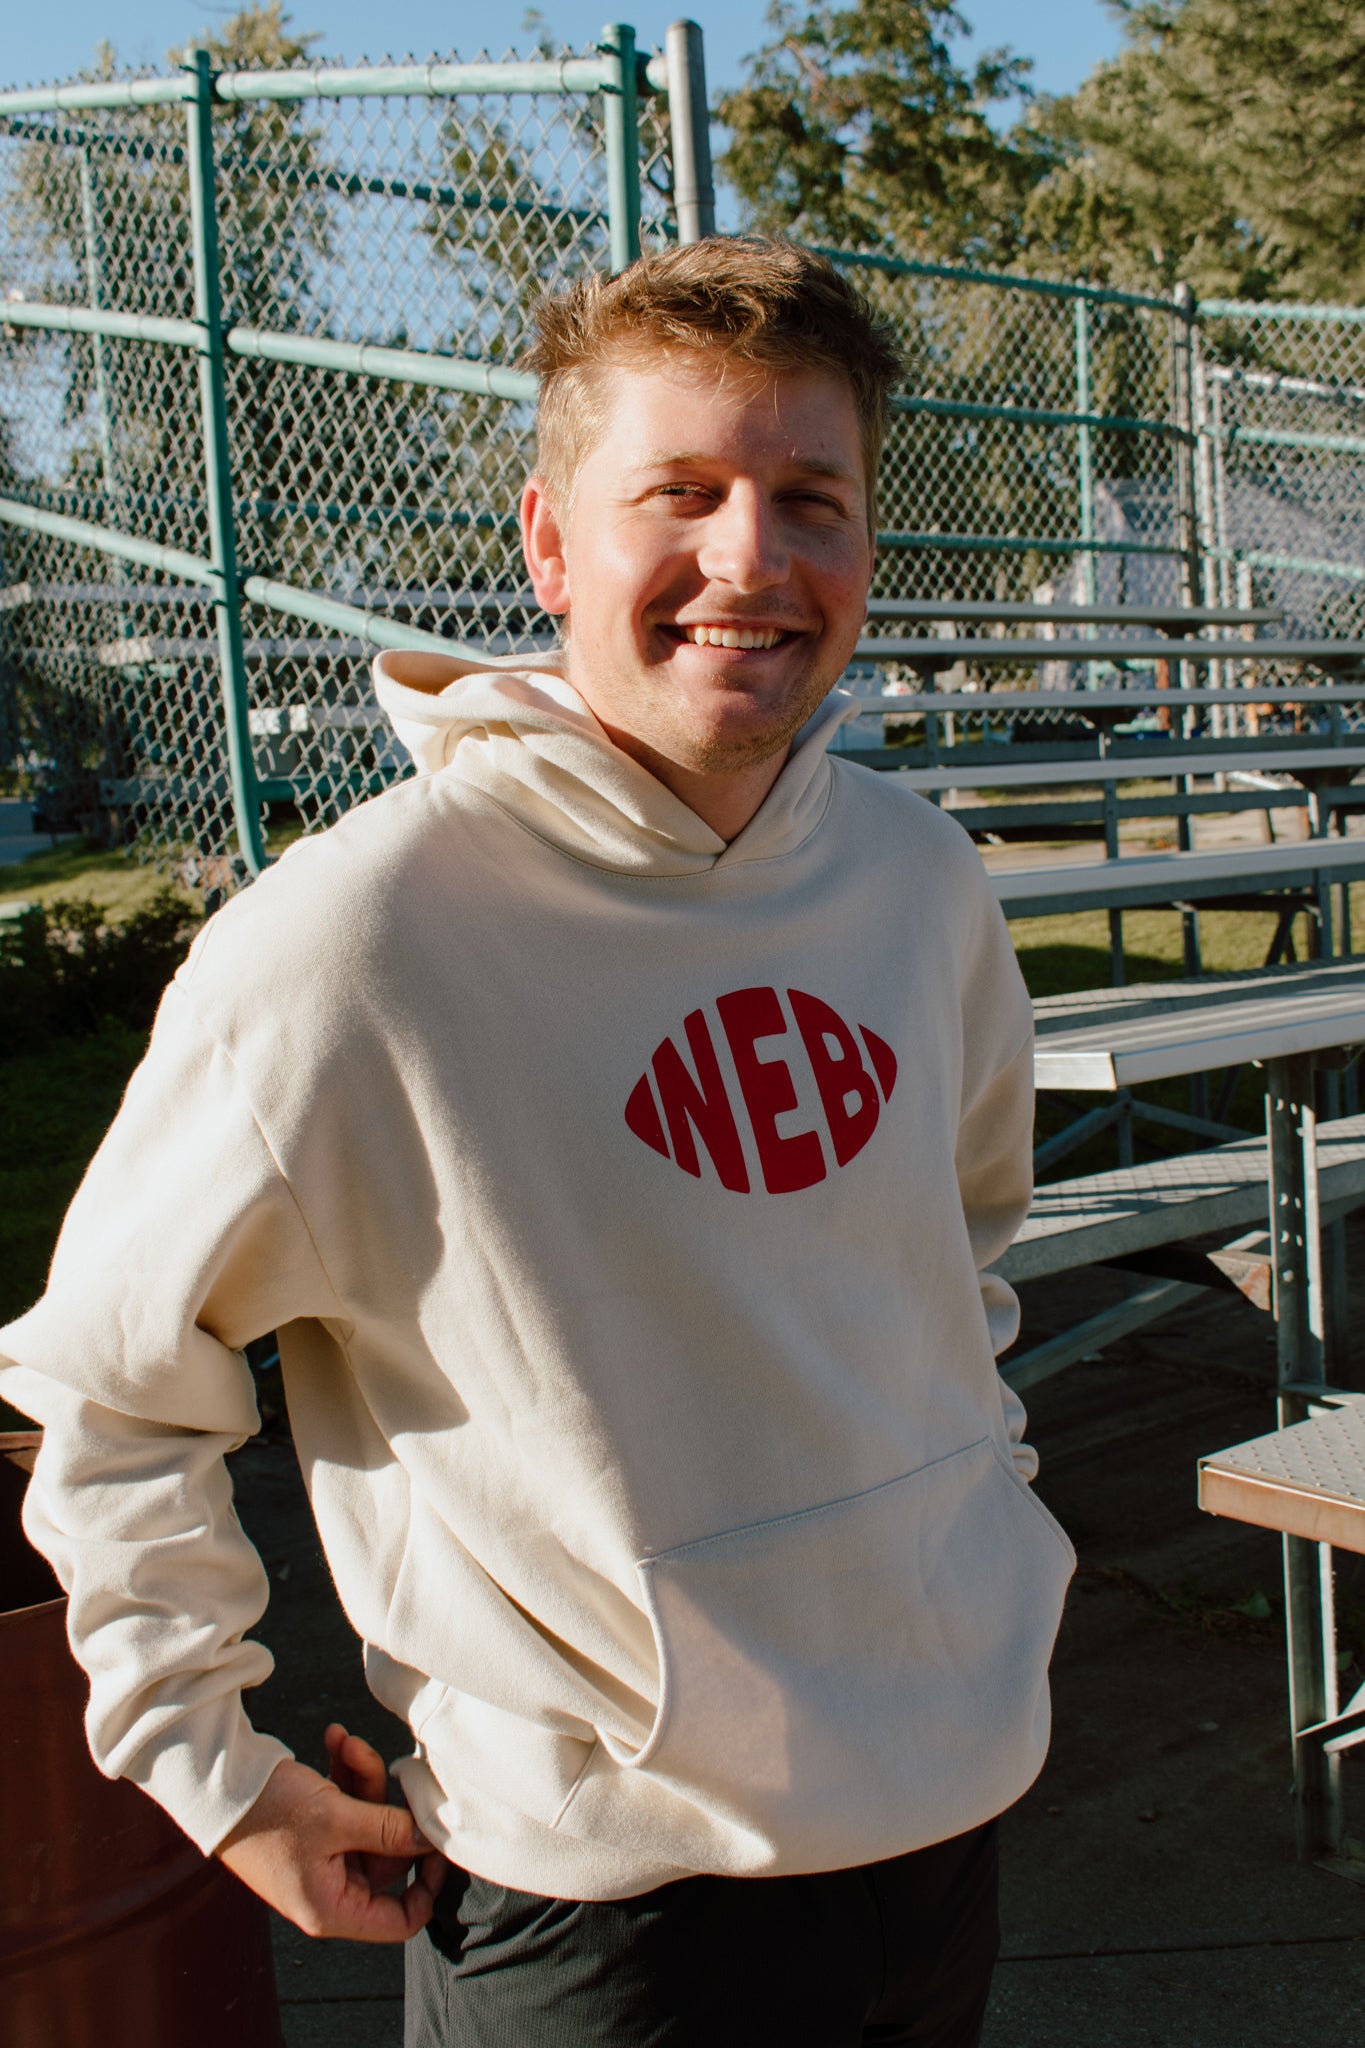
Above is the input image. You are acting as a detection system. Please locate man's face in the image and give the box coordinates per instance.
[521,356,874,787]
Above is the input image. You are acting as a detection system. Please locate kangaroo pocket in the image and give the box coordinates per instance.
[557,1437,1075,1871]
[400,1672,600,1833]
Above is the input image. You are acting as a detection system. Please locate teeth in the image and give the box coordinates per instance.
[683,625,782,649]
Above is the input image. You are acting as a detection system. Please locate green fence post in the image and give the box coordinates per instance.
[1073,297,1098,609]
[1076,295,1127,1006]
[1171,282,1203,615]
[185,46,266,879]
[601,22,641,273]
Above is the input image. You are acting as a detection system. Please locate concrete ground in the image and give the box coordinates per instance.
[0,797,43,870]
[227,1230,1365,2046]
[0,797,77,871]
[981,1250,1365,2047]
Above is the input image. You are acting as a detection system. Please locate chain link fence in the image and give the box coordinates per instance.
[0,28,683,888]
[1198,302,1365,699]
[1,23,1363,882]
[828,251,1190,613]
[819,249,1200,744]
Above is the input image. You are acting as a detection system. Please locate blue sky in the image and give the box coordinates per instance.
[10,3,1124,105]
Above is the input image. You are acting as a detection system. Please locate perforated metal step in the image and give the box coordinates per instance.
[997,1115,1365,1283]
[1200,1404,1365,1555]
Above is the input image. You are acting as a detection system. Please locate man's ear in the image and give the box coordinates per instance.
[521,475,570,615]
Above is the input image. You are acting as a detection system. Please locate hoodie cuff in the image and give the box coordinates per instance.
[121,1692,295,1856]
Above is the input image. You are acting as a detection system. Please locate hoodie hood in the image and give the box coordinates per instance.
[371,647,854,878]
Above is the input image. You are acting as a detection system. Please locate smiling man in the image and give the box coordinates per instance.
[519,336,873,838]
[0,241,1072,2048]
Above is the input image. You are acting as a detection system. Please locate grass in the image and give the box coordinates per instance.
[0,1026,150,1431]
[1012,898,1347,996]
[0,836,205,919]
[0,841,204,1427]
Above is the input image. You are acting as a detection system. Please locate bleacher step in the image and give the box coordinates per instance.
[996,1112,1365,1284]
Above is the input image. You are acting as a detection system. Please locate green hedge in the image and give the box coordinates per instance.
[0,891,201,1052]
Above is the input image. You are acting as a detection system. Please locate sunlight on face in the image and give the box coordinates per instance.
[523,356,874,801]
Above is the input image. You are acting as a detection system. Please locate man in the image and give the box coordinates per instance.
[1,240,1072,2045]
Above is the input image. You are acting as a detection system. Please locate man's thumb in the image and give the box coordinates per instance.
[347,1795,429,1860]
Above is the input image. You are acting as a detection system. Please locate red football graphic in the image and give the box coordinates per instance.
[624,986,897,1194]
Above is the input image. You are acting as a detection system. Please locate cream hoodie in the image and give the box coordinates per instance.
[0,654,1073,1900]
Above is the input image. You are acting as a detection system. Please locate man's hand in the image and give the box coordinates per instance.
[216,1729,446,1942]
[324,1721,434,1895]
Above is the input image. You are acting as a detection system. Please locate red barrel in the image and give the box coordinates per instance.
[1,1432,284,2047]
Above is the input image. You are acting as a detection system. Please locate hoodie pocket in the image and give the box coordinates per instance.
[556,1436,1074,1867]
[405,1676,600,1832]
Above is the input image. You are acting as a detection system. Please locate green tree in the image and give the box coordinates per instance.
[717,0,1054,263]
[713,1,1168,605]
[1023,0,1365,301]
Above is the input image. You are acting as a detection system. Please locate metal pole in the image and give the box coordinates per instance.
[1191,340,1223,737]
[1269,1053,1324,1417]
[1171,283,1203,620]
[1266,1052,1342,1857]
[78,148,120,512]
[1073,297,1098,609]
[1207,385,1246,736]
[1170,268,1204,1045]
[664,19,714,242]
[1169,283,1206,1000]
[185,48,266,878]
[1168,280,1201,817]
[601,23,641,273]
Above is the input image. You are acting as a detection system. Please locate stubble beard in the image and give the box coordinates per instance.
[633,646,838,780]
[686,683,833,773]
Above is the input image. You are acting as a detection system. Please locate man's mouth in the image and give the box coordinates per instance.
[659,623,799,650]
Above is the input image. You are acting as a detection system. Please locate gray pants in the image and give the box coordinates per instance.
[405,1820,999,2048]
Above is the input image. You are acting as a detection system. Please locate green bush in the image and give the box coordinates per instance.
[0,889,202,1051]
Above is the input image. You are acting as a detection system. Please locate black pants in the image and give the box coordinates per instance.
[404,1820,999,2048]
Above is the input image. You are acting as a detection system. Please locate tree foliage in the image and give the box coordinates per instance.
[1023,0,1365,301]
[414,34,613,586]
[3,0,333,560]
[189,1,331,330]
[717,0,1054,263]
[720,0,1365,303]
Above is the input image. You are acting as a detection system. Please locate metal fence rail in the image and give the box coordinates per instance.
[821,248,1196,618]
[1,19,1362,885]
[0,24,709,883]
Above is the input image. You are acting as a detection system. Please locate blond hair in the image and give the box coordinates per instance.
[525,238,904,531]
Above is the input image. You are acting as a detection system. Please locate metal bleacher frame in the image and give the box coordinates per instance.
[830,596,1365,1166]
[1002,961,1365,1870]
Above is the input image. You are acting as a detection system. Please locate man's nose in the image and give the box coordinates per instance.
[697,485,789,590]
